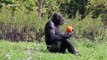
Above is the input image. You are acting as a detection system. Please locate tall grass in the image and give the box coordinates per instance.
[0,8,106,42]
[61,13,106,42]
[0,8,48,42]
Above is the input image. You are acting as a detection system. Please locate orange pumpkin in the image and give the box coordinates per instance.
[66,26,73,32]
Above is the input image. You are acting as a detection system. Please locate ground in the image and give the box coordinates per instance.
[0,38,107,60]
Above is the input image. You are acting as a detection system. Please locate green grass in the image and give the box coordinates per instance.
[0,39,107,60]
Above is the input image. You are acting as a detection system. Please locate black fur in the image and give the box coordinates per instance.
[45,13,76,54]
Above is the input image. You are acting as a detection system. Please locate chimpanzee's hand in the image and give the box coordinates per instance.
[64,32,74,39]
[67,32,74,37]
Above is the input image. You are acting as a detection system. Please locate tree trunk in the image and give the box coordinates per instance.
[38,0,44,19]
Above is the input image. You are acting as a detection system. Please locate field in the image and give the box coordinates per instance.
[0,0,107,60]
[0,38,107,60]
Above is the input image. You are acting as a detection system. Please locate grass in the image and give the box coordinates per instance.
[0,38,107,60]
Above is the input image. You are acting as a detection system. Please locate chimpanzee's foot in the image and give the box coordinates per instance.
[73,52,81,56]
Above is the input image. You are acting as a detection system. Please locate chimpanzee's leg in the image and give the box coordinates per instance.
[47,42,61,53]
[59,40,67,53]
[60,39,76,54]
[66,39,76,54]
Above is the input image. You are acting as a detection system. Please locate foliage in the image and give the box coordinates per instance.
[72,14,105,41]
[1,0,106,19]
[0,8,47,42]
[0,0,107,42]
[60,12,106,42]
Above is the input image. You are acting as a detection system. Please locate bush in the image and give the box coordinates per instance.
[0,6,106,42]
[0,8,48,42]
[72,15,105,42]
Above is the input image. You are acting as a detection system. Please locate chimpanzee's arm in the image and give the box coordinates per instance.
[63,32,74,39]
[49,22,73,41]
[49,23,64,41]
[50,29,64,41]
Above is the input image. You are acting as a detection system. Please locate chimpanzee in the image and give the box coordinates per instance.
[45,13,77,54]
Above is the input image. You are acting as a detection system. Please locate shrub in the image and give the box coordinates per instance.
[0,8,48,42]
[72,15,105,42]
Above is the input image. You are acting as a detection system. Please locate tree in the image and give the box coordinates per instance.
[35,0,44,19]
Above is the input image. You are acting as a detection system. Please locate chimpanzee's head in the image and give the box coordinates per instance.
[51,13,66,26]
